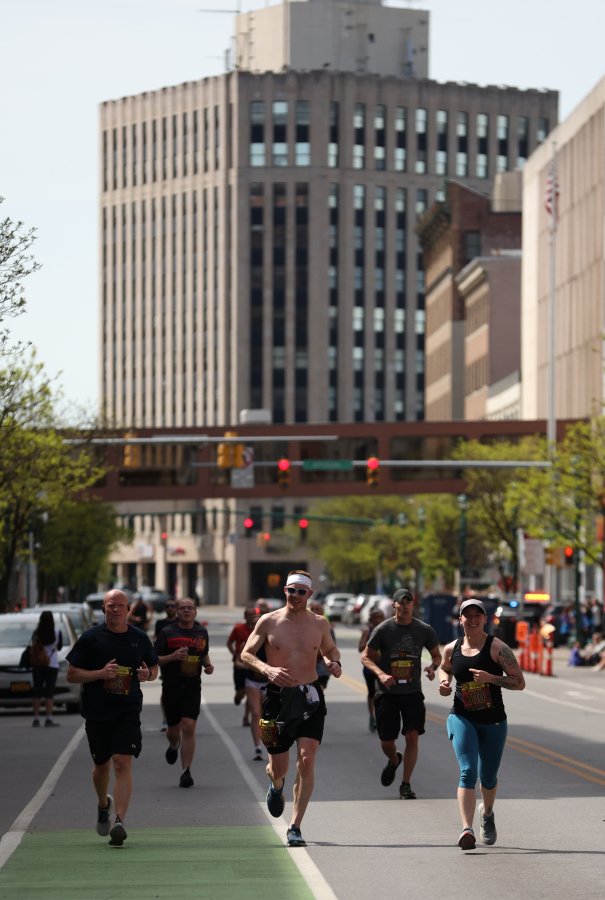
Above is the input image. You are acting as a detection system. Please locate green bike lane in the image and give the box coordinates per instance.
[0,673,324,900]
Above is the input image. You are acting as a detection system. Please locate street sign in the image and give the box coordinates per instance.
[302,459,353,472]
[231,467,255,488]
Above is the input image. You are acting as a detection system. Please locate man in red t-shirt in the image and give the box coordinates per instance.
[226,607,258,718]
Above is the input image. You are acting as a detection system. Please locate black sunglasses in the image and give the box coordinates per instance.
[286,587,308,596]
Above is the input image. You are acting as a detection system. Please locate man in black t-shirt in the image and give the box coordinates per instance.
[154,597,214,788]
[361,588,441,800]
[66,589,158,847]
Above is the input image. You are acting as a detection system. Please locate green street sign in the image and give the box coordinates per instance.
[302,459,354,472]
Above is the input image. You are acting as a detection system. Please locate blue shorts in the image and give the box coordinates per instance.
[446,713,507,790]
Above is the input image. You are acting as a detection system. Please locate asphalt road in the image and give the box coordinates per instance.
[1,610,604,900]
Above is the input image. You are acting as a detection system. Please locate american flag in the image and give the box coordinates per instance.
[544,159,559,224]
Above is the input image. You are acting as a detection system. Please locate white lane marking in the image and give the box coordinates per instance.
[201,698,337,900]
[0,724,85,870]
[522,688,605,715]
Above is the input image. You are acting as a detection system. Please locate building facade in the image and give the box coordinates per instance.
[418,180,523,420]
[522,74,605,422]
[98,0,558,603]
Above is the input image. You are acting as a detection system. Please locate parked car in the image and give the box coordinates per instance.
[491,599,547,647]
[85,592,106,624]
[135,588,172,615]
[323,592,354,622]
[342,593,373,625]
[35,602,94,638]
[0,611,82,712]
[359,595,395,625]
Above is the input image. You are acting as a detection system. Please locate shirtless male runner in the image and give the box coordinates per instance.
[240,570,341,847]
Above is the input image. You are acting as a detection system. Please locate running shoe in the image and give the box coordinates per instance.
[109,817,127,847]
[32,719,40,728]
[286,825,306,847]
[457,827,476,850]
[165,740,180,765]
[380,751,402,786]
[369,716,377,732]
[44,719,59,727]
[266,779,285,817]
[253,747,264,761]
[399,781,416,799]
[478,803,497,845]
[179,768,194,788]
[96,794,114,836]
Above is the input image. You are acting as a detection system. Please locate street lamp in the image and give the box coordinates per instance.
[457,494,468,594]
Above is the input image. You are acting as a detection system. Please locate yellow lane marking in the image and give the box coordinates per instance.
[339,671,605,786]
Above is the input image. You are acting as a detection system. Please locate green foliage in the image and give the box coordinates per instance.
[0,197,40,354]
[37,501,128,600]
[0,358,105,608]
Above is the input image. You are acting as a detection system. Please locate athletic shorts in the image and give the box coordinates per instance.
[362,667,378,699]
[245,677,268,692]
[374,691,426,741]
[32,666,58,699]
[233,667,247,692]
[261,683,326,755]
[162,680,202,726]
[85,712,142,765]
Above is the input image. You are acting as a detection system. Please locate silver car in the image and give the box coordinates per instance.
[0,612,82,712]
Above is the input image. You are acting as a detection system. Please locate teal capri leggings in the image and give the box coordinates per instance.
[446,714,507,790]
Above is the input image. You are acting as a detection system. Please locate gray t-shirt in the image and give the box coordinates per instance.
[367,617,439,694]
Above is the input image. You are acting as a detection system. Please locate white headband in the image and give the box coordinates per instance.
[286,574,312,590]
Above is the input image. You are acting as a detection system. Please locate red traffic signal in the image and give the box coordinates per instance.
[563,545,575,566]
[366,456,380,487]
[243,517,254,530]
[160,531,168,545]
[298,518,309,529]
[277,458,291,488]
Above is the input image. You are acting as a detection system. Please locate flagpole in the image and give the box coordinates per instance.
[547,141,557,448]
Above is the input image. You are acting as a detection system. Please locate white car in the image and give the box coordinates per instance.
[359,595,395,625]
[0,611,82,712]
[323,592,355,622]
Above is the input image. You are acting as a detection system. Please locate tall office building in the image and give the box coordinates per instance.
[99,0,557,429]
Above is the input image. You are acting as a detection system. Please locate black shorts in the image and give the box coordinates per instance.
[374,691,426,741]
[261,683,326,755]
[162,680,202,726]
[32,666,58,699]
[233,667,246,692]
[85,712,142,765]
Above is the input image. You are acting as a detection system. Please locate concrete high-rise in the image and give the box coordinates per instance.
[99,0,557,430]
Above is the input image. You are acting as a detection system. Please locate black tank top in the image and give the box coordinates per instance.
[451,635,506,724]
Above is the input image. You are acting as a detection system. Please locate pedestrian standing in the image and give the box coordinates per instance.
[31,610,63,728]
[240,570,341,847]
[154,597,214,788]
[361,588,441,800]
[66,589,158,847]
[438,597,525,850]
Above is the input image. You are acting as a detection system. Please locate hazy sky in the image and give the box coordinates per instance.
[2,0,604,413]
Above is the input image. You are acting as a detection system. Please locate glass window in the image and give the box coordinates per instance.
[295,101,310,166]
[272,100,288,166]
[517,115,529,168]
[415,108,427,174]
[374,104,386,171]
[537,117,549,144]
[395,106,407,171]
[353,103,365,169]
[328,101,339,167]
[435,109,448,175]
[250,101,265,167]
[476,113,489,178]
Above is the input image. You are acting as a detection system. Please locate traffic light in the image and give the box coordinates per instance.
[277,458,291,489]
[563,545,575,566]
[366,456,380,487]
[160,530,168,546]
[217,442,232,468]
[243,516,254,537]
[298,517,309,542]
[232,443,246,469]
[256,531,271,547]
[545,546,558,566]
[123,433,142,468]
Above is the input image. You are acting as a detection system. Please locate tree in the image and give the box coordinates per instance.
[0,197,40,354]
[0,358,104,609]
[36,501,129,601]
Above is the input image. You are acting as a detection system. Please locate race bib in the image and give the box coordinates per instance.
[181,654,200,677]
[390,658,414,683]
[104,665,132,696]
[460,680,492,711]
